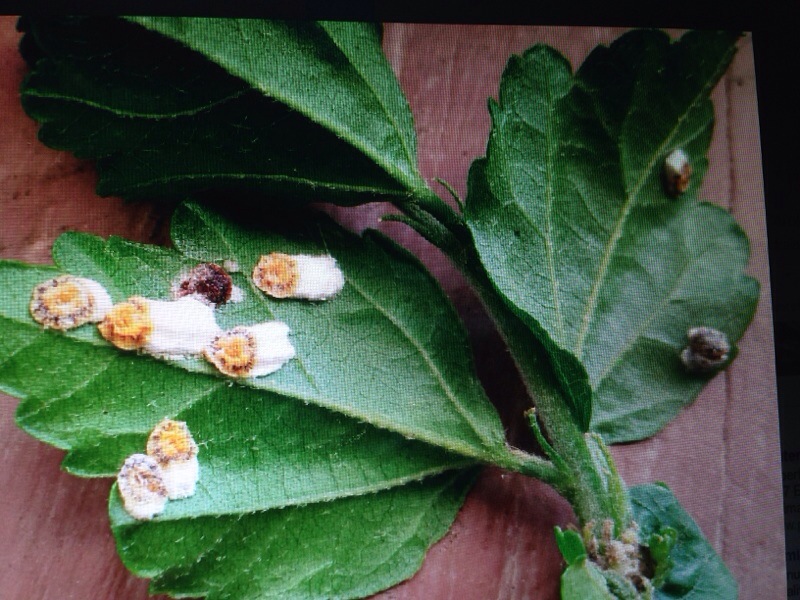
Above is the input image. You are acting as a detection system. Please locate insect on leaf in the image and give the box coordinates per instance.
[466,30,759,442]
[0,201,516,597]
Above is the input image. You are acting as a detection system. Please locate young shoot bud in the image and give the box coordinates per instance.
[172,262,234,307]
[117,453,168,520]
[252,253,344,301]
[662,148,692,197]
[681,326,730,373]
[204,322,295,378]
[30,275,112,330]
[146,418,199,500]
[99,296,222,357]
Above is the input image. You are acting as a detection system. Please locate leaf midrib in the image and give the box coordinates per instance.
[102,171,408,198]
[120,461,470,526]
[131,17,422,195]
[7,272,492,465]
[542,71,565,341]
[591,226,724,387]
[24,87,248,120]
[343,275,499,460]
[318,23,419,189]
[572,53,732,360]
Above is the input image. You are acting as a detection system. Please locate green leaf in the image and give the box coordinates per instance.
[561,557,616,600]
[1,203,510,470]
[19,16,423,203]
[0,201,514,596]
[112,470,476,600]
[129,18,423,191]
[648,527,678,587]
[466,30,758,442]
[555,526,587,566]
[630,483,737,599]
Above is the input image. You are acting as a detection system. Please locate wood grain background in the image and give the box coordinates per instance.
[0,19,785,599]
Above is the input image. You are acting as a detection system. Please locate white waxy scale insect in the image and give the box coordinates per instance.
[204,322,295,378]
[662,148,692,197]
[30,275,112,330]
[98,296,222,357]
[117,453,168,520]
[146,418,200,500]
[252,253,344,301]
[681,326,730,373]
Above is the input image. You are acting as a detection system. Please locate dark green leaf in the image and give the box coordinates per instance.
[466,30,758,442]
[20,16,423,203]
[129,18,423,191]
[630,483,737,599]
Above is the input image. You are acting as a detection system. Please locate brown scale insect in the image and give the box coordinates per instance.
[173,262,233,306]
[681,326,730,373]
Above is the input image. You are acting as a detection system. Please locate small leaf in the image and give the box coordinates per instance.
[466,30,758,442]
[560,557,616,600]
[630,483,737,599]
[20,16,424,203]
[555,526,587,566]
[648,527,678,587]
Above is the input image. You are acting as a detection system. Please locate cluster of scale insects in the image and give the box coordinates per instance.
[27,146,732,520]
[29,252,345,519]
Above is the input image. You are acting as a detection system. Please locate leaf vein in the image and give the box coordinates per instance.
[573,52,732,359]
[342,275,495,457]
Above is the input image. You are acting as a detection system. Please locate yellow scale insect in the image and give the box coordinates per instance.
[117,418,201,520]
[205,323,295,378]
[252,252,344,301]
[99,296,221,357]
[30,275,112,330]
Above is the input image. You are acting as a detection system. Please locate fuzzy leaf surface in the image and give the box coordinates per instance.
[0,201,515,597]
[19,17,421,203]
[560,558,615,600]
[1,202,510,470]
[630,483,738,599]
[111,470,476,600]
[466,30,758,442]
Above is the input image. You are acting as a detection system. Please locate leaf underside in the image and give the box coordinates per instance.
[18,16,423,204]
[112,470,477,600]
[466,30,759,442]
[0,202,510,598]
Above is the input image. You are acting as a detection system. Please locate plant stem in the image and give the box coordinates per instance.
[401,192,631,531]
[467,260,627,529]
[410,187,472,246]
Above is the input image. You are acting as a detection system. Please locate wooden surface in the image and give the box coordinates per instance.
[0,19,785,599]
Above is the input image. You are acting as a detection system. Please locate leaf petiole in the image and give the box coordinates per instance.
[493,446,564,485]
[434,177,465,213]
